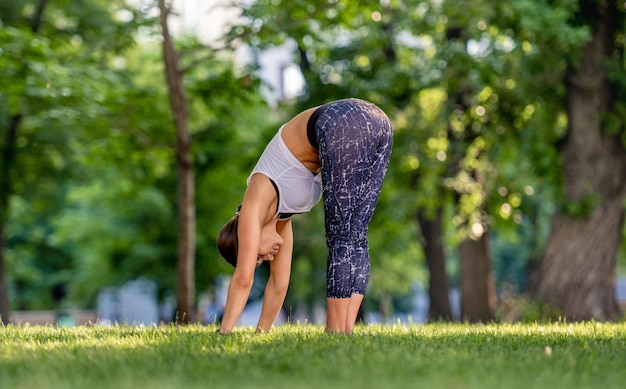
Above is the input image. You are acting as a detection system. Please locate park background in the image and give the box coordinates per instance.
[1,0,625,327]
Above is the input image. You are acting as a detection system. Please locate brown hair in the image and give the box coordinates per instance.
[216,206,241,267]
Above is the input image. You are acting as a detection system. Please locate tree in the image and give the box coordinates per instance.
[153,0,273,323]
[440,6,496,323]
[156,0,196,324]
[534,0,626,321]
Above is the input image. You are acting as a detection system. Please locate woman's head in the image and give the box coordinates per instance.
[217,210,240,267]
[217,205,285,268]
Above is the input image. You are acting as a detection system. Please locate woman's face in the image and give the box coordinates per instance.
[257,218,283,265]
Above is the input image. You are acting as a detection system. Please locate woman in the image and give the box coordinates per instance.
[216,98,392,334]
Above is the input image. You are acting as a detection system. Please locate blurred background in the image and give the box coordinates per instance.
[1,0,625,327]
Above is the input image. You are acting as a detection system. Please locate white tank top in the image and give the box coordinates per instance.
[247,125,322,217]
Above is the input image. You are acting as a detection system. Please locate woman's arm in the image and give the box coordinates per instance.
[256,219,293,333]
[218,175,275,333]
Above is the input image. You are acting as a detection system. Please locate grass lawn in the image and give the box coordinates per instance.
[1,322,625,389]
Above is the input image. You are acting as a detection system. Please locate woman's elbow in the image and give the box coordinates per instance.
[231,273,254,290]
[269,278,290,296]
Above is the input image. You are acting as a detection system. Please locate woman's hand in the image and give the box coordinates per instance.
[256,253,275,265]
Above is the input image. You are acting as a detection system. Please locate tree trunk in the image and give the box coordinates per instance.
[0,114,24,326]
[0,115,19,324]
[158,0,196,324]
[442,23,496,324]
[417,207,452,322]
[0,227,9,324]
[0,114,22,324]
[459,234,495,323]
[0,0,49,325]
[533,0,626,321]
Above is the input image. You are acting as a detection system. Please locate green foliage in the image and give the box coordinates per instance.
[1,0,272,309]
[1,0,148,309]
[2,0,626,317]
[48,175,177,306]
[222,0,626,312]
[1,323,626,389]
[496,295,563,323]
[286,206,327,308]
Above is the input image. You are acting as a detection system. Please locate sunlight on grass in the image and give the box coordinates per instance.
[0,322,624,389]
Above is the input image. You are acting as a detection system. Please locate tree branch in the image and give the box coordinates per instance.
[31,0,49,33]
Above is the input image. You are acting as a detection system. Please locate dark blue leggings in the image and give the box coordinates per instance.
[310,99,392,298]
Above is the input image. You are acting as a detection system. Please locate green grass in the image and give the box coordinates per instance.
[1,322,625,389]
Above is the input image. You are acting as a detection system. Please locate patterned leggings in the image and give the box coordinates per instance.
[310,99,393,298]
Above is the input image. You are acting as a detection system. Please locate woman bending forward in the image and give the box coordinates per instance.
[217,98,392,334]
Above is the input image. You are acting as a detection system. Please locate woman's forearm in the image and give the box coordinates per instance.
[219,275,254,333]
[256,219,293,333]
[256,280,288,332]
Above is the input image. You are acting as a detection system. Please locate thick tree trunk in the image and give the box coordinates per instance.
[459,234,495,323]
[417,207,452,322]
[534,1,626,321]
[159,0,196,324]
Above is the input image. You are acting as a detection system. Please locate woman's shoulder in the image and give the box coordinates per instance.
[281,106,321,171]
[283,106,318,133]
[244,173,279,222]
